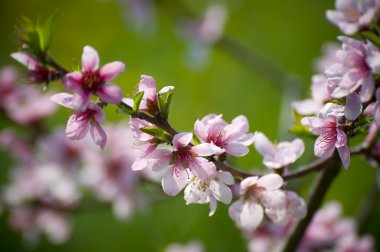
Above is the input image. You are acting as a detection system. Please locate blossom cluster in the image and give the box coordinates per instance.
[1,0,379,250]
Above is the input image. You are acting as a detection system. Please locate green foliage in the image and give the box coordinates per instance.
[116,103,133,115]
[361,31,380,48]
[158,88,174,120]
[15,12,58,60]
[289,110,314,137]
[133,91,144,113]
[140,126,173,143]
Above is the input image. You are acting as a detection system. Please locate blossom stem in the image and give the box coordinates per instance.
[281,155,341,252]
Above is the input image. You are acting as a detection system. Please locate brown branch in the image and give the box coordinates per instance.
[281,155,341,252]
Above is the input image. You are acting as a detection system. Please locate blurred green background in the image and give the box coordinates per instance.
[0,0,379,251]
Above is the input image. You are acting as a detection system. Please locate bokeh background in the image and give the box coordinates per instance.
[0,0,379,251]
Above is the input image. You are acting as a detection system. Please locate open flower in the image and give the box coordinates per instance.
[325,37,375,120]
[63,46,125,111]
[194,114,254,157]
[184,170,234,216]
[148,132,222,196]
[301,103,350,168]
[253,132,304,169]
[51,93,107,148]
[229,174,305,231]
[326,0,379,35]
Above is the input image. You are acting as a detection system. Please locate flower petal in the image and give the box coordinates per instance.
[50,93,75,109]
[11,52,40,70]
[162,168,189,196]
[62,72,83,91]
[240,201,264,231]
[172,132,193,149]
[253,132,275,157]
[191,143,223,156]
[97,84,122,104]
[224,142,249,157]
[65,112,90,140]
[90,120,107,149]
[99,61,125,81]
[82,46,99,73]
[257,174,283,190]
[72,90,91,111]
[337,146,350,168]
[148,149,172,171]
[345,92,362,120]
[211,181,232,204]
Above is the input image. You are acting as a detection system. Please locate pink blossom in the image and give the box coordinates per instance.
[325,37,375,120]
[326,0,380,35]
[301,103,350,168]
[11,52,56,84]
[9,207,71,244]
[80,122,143,219]
[51,93,107,148]
[335,234,374,252]
[62,46,125,111]
[122,74,174,114]
[229,174,305,231]
[148,132,222,196]
[253,132,304,169]
[314,43,340,73]
[194,114,254,157]
[0,66,18,105]
[129,118,160,171]
[4,88,57,125]
[292,74,331,115]
[184,170,234,216]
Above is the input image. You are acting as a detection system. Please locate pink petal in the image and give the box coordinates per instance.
[292,99,322,115]
[82,46,99,73]
[161,168,189,196]
[62,72,83,91]
[11,52,40,70]
[122,98,134,107]
[337,146,350,168]
[256,174,284,190]
[172,132,193,149]
[231,115,249,133]
[90,120,107,149]
[211,181,232,204]
[224,142,249,157]
[65,112,90,140]
[50,93,75,109]
[216,171,234,185]
[158,86,174,94]
[99,61,125,81]
[190,157,216,179]
[209,196,218,216]
[301,117,330,135]
[138,75,157,101]
[360,76,374,102]
[191,143,223,156]
[72,90,91,111]
[131,156,148,171]
[314,132,336,159]
[240,201,264,231]
[97,84,122,104]
[148,149,172,171]
[194,119,208,142]
[88,103,106,123]
[253,132,275,157]
[345,92,362,120]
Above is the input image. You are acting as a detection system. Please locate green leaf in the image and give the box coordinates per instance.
[140,127,172,142]
[133,91,144,113]
[116,104,133,115]
[36,12,58,53]
[361,31,380,48]
[289,110,314,137]
[158,87,174,119]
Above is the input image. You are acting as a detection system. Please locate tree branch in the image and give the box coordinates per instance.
[281,155,341,252]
